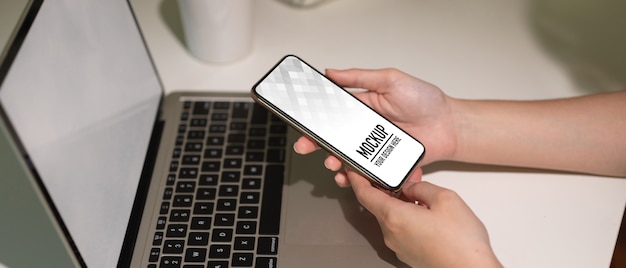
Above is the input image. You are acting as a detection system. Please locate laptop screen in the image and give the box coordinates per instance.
[0,1,162,267]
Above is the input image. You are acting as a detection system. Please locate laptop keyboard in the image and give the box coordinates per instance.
[148,100,286,268]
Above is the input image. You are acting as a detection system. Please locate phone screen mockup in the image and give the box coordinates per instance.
[251,55,425,191]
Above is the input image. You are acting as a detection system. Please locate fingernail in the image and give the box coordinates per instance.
[293,143,300,154]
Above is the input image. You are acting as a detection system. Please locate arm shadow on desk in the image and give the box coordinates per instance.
[422,160,578,176]
[528,0,626,94]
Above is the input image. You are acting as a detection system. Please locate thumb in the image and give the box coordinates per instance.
[325,68,394,93]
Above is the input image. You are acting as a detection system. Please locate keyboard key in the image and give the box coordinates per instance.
[242,179,261,190]
[166,174,176,185]
[249,127,266,136]
[236,221,257,234]
[230,122,247,131]
[163,240,185,254]
[247,140,265,150]
[152,232,163,246]
[190,216,212,230]
[214,213,235,226]
[166,224,188,238]
[173,195,193,207]
[178,168,198,179]
[234,236,255,250]
[256,257,277,268]
[156,216,167,229]
[209,244,231,259]
[169,209,190,222]
[176,135,184,146]
[217,199,237,211]
[208,261,229,268]
[204,148,223,158]
[207,136,225,146]
[187,130,205,140]
[245,152,264,162]
[226,145,244,155]
[240,192,260,204]
[160,202,170,214]
[181,155,201,165]
[202,161,220,172]
[159,256,182,268]
[184,248,207,263]
[169,161,179,172]
[268,137,286,147]
[270,123,287,134]
[185,142,203,152]
[221,171,240,182]
[176,181,196,193]
[187,232,210,246]
[228,134,246,144]
[193,101,210,115]
[209,124,227,133]
[259,165,284,235]
[212,112,228,121]
[238,206,258,219]
[214,101,230,109]
[251,104,268,124]
[149,248,160,262]
[172,148,181,159]
[257,237,279,255]
[196,188,217,200]
[266,149,285,163]
[163,187,173,200]
[223,158,242,169]
[219,185,239,197]
[193,202,214,215]
[211,229,233,242]
[232,253,254,267]
[199,174,219,186]
[243,165,262,176]
[232,102,250,118]
[190,118,208,127]
[185,248,206,262]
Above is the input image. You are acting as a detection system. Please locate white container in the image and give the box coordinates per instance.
[177,0,252,63]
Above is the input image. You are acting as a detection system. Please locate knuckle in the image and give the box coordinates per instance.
[435,188,461,203]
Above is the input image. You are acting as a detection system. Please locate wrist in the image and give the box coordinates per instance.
[444,97,468,163]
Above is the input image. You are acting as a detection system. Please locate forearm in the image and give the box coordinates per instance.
[449,91,626,177]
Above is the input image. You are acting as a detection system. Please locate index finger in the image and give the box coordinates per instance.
[293,135,320,155]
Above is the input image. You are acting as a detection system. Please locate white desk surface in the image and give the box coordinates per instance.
[130,0,626,267]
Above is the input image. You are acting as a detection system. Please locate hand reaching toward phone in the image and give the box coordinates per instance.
[294,68,458,187]
[292,66,626,267]
[346,168,502,268]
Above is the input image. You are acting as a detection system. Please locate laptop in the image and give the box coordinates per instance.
[0,1,405,267]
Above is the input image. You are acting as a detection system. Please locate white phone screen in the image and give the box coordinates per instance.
[252,55,424,190]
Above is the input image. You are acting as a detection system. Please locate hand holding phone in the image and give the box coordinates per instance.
[251,55,425,192]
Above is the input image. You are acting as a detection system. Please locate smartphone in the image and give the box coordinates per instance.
[251,55,425,192]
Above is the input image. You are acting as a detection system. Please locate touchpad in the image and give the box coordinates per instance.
[283,148,385,246]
